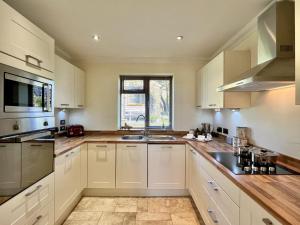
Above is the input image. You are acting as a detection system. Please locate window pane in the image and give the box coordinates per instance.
[149,80,171,127]
[121,94,145,127]
[123,80,144,90]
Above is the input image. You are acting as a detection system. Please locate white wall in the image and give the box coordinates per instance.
[212,26,300,159]
[69,62,213,131]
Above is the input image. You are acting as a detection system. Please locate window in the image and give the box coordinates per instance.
[120,76,172,129]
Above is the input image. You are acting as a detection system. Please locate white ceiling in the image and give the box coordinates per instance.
[5,0,271,62]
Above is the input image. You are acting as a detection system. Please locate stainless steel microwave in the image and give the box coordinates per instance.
[0,63,54,119]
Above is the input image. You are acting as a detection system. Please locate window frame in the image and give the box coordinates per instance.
[120,75,173,129]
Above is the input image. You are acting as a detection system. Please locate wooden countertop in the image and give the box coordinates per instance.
[55,135,300,225]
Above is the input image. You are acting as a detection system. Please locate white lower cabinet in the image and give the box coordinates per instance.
[148,144,186,189]
[88,143,116,188]
[240,191,282,225]
[116,144,147,189]
[54,146,81,222]
[187,146,240,225]
[0,173,54,225]
[80,144,88,190]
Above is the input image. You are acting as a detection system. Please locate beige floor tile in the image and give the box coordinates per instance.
[171,212,200,225]
[63,221,98,225]
[75,197,116,212]
[123,212,137,225]
[136,221,173,225]
[136,212,171,221]
[137,198,148,212]
[67,211,102,221]
[115,198,138,212]
[98,212,125,225]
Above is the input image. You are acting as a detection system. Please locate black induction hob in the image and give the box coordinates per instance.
[208,152,299,175]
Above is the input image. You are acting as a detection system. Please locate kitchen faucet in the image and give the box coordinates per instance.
[136,114,149,137]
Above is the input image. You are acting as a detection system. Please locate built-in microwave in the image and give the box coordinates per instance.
[0,63,54,119]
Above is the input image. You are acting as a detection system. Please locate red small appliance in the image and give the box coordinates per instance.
[66,125,84,137]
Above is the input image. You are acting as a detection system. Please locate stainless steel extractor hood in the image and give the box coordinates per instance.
[218,1,295,92]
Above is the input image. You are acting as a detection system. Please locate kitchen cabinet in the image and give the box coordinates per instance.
[296,0,300,105]
[197,51,251,109]
[187,146,240,225]
[0,0,54,80]
[0,173,54,225]
[116,144,147,189]
[88,143,116,188]
[80,144,88,190]
[240,191,282,225]
[54,146,81,222]
[148,144,185,189]
[75,67,86,108]
[196,68,206,107]
[55,55,86,109]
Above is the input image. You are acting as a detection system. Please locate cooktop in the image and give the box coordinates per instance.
[208,152,299,175]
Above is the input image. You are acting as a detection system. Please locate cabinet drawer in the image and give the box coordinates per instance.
[198,152,240,205]
[0,173,54,225]
[88,143,116,188]
[25,200,54,225]
[198,164,239,225]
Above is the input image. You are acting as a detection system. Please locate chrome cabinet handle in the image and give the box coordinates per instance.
[208,181,219,191]
[32,215,42,225]
[60,104,69,106]
[126,145,137,148]
[209,104,217,107]
[0,145,7,148]
[189,149,196,155]
[78,105,84,107]
[30,144,43,147]
[207,209,218,223]
[25,185,42,197]
[96,145,107,148]
[161,146,173,149]
[25,55,42,68]
[262,218,273,225]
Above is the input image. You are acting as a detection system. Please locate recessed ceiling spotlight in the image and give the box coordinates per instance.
[92,34,100,41]
[176,36,183,40]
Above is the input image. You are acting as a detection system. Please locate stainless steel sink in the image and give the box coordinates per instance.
[147,135,176,141]
[121,135,145,140]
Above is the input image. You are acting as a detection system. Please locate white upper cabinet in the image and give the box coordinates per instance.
[197,51,251,109]
[55,55,75,108]
[0,0,54,79]
[75,66,86,108]
[55,55,86,109]
[296,0,300,105]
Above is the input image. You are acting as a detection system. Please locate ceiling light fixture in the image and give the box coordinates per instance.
[92,34,100,41]
[176,36,183,40]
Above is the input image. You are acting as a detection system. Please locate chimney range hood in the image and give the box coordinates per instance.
[218,1,295,92]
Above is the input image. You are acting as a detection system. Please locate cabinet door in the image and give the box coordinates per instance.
[148,144,185,189]
[74,67,85,108]
[116,144,147,189]
[55,55,75,108]
[240,192,282,225]
[88,143,116,188]
[206,52,224,108]
[0,1,54,73]
[54,147,80,221]
[296,0,300,105]
[80,144,88,190]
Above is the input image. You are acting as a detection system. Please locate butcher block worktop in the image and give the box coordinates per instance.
[55,134,300,225]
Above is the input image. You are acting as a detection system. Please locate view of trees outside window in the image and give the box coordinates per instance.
[149,80,170,127]
[121,93,145,127]
[120,77,172,129]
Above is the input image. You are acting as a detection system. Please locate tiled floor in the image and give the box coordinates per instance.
[64,197,205,225]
